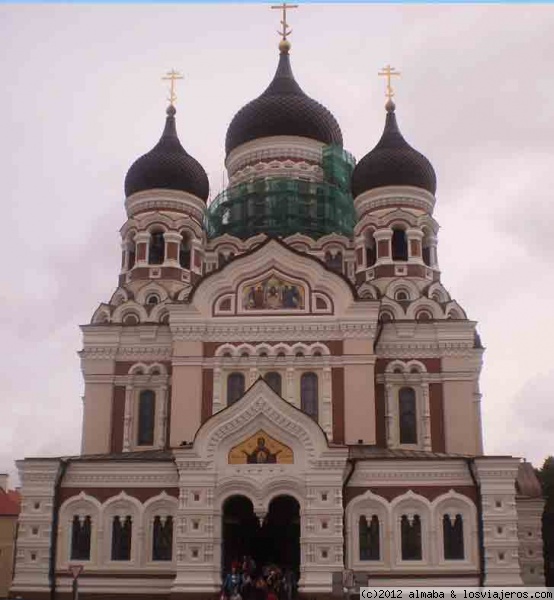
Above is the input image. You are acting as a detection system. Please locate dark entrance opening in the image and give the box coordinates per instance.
[222,494,300,577]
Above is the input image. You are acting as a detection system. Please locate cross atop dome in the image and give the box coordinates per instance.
[271,2,298,53]
[378,64,400,111]
[162,68,184,108]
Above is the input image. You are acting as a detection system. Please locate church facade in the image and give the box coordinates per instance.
[11,33,544,600]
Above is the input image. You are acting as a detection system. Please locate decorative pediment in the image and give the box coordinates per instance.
[187,238,359,318]
[191,379,331,469]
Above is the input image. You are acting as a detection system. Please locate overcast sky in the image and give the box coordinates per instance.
[1,4,553,486]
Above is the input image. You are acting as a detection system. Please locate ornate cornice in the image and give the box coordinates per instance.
[171,321,375,342]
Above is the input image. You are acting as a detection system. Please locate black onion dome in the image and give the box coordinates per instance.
[125,106,209,201]
[225,47,343,155]
[351,101,436,197]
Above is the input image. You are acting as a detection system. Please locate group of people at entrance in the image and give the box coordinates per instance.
[221,556,297,600]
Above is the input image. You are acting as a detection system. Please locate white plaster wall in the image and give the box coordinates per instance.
[344,339,375,445]
[82,382,113,455]
[443,380,479,455]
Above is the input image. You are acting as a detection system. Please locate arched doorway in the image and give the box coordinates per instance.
[222,494,300,577]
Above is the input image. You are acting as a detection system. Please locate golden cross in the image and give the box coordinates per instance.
[162,69,184,106]
[271,2,298,41]
[378,64,401,100]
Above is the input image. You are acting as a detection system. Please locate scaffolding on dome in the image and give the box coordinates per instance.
[206,145,356,240]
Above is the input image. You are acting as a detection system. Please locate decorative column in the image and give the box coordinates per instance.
[134,232,150,266]
[286,367,295,406]
[384,383,395,447]
[473,458,523,586]
[421,378,432,451]
[212,367,222,414]
[122,384,134,452]
[428,235,438,268]
[406,228,424,263]
[156,384,169,448]
[374,229,392,265]
[164,231,182,267]
[322,367,332,439]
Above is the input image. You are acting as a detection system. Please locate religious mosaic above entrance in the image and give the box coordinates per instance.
[242,275,305,311]
[228,430,294,464]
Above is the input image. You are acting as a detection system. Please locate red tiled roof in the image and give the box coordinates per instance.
[0,489,21,516]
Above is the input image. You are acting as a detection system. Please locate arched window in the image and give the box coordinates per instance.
[380,311,394,323]
[146,294,160,305]
[152,515,173,561]
[111,515,132,561]
[392,228,408,261]
[416,310,432,321]
[395,289,409,301]
[70,515,91,560]
[443,514,464,560]
[301,372,318,420]
[179,231,191,269]
[365,230,376,267]
[325,251,343,273]
[149,230,165,265]
[123,313,139,325]
[401,514,422,560]
[128,235,136,270]
[227,372,245,405]
[264,372,282,395]
[399,387,417,444]
[137,390,155,446]
[359,515,380,561]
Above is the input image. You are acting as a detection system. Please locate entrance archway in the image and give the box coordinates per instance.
[222,494,300,576]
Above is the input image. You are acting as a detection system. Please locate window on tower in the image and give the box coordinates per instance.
[398,387,417,444]
[152,515,173,561]
[301,372,318,420]
[365,230,376,267]
[128,234,136,270]
[392,228,408,261]
[137,390,156,446]
[179,231,191,269]
[264,372,282,395]
[443,514,465,560]
[149,230,165,265]
[401,514,422,560]
[359,515,380,561]
[70,515,91,561]
[227,372,245,405]
[111,515,132,561]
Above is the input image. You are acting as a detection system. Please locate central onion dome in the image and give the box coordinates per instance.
[225,42,343,156]
[125,105,209,201]
[351,99,436,197]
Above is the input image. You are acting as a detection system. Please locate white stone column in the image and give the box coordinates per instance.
[163,231,182,267]
[212,367,222,414]
[421,378,432,451]
[322,367,332,439]
[406,228,424,264]
[123,384,134,452]
[474,458,523,586]
[156,384,169,448]
[134,232,150,266]
[286,367,295,406]
[374,229,392,265]
[384,383,395,447]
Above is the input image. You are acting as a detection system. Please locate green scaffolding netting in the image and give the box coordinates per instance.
[206,145,356,240]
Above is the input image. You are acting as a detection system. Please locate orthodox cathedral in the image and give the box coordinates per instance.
[11,12,545,600]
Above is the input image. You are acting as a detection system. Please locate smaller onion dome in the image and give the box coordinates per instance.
[225,43,343,156]
[351,100,436,198]
[124,105,209,201]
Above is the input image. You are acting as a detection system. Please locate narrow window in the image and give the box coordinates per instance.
[152,515,173,561]
[179,232,191,269]
[227,372,245,405]
[301,372,318,420]
[138,390,155,446]
[111,515,132,561]
[443,514,465,560]
[149,231,165,265]
[128,235,136,270]
[264,372,282,395]
[325,251,343,273]
[70,515,91,560]
[359,515,380,560]
[401,514,422,560]
[399,387,417,444]
[365,231,376,267]
[392,228,408,261]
